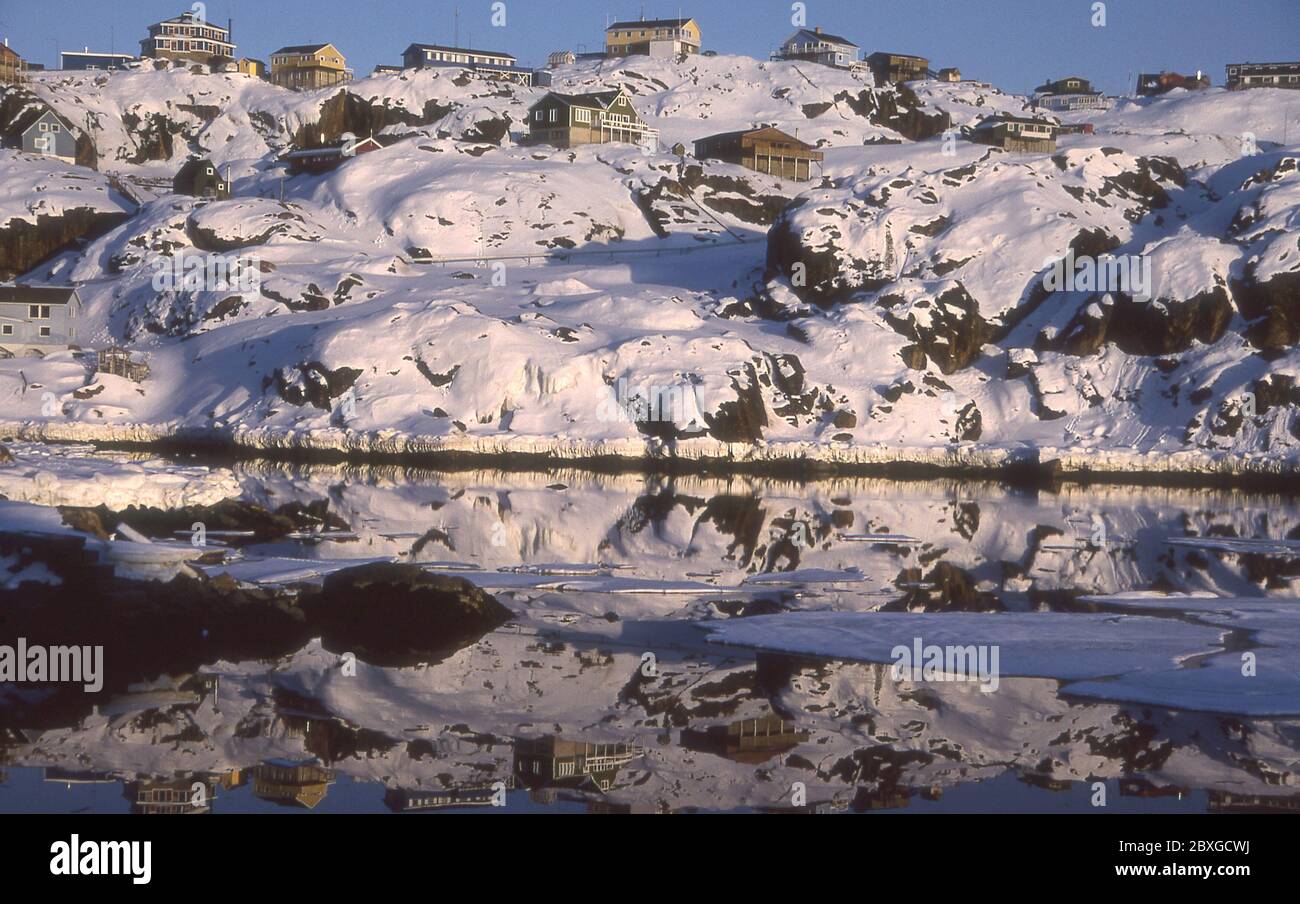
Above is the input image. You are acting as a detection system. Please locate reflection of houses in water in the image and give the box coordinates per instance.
[1119,778,1186,800]
[385,776,514,812]
[1208,790,1300,813]
[252,761,335,809]
[1019,772,1073,792]
[681,714,809,764]
[43,768,118,786]
[126,776,216,814]
[851,786,911,811]
[587,799,659,814]
[514,736,642,793]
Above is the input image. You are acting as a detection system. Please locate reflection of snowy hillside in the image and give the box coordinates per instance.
[3,445,1299,812]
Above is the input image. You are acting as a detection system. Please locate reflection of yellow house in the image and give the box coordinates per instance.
[253,762,335,809]
[270,43,351,91]
[604,18,700,57]
[128,777,216,814]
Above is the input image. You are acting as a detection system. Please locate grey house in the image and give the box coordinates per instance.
[0,285,83,356]
[22,110,77,164]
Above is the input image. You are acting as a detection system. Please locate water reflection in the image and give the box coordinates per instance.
[2,456,1299,813]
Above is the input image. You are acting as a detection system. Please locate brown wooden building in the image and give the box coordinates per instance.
[527,89,658,149]
[693,126,823,181]
[1,43,28,85]
[867,51,929,85]
[969,114,1058,153]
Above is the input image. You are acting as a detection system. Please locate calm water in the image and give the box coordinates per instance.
[3,455,1299,814]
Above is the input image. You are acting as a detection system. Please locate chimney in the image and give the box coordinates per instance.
[815,26,822,34]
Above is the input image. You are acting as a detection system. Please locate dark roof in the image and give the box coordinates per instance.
[531,89,625,111]
[1035,76,1097,93]
[272,44,337,55]
[17,107,76,137]
[174,157,221,180]
[403,43,516,60]
[607,18,694,29]
[695,126,818,150]
[867,51,928,62]
[787,28,858,48]
[0,285,80,305]
[284,136,382,159]
[973,113,1058,128]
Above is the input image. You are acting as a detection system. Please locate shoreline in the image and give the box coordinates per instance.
[4,419,1299,492]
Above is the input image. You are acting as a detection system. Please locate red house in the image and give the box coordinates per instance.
[285,136,382,175]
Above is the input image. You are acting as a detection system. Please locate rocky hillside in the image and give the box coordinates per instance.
[0,57,1296,479]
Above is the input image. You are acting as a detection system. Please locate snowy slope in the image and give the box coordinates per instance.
[0,61,1297,478]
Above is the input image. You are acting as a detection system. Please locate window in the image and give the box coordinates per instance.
[549,108,557,122]
[51,124,60,133]
[39,326,51,337]
[1,325,12,335]
[575,108,591,124]
[39,121,49,132]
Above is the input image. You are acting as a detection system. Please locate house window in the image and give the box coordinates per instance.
[575,108,591,123]
[549,108,557,122]
[1,325,12,335]
[39,122,49,132]
[39,326,51,337]
[51,124,60,133]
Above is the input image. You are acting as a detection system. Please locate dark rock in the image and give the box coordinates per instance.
[880,283,987,374]
[1232,268,1300,350]
[307,562,513,666]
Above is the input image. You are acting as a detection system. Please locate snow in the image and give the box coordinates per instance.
[0,442,239,509]
[1,63,1298,475]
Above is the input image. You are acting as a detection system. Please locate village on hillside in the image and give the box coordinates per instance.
[1,10,1296,361]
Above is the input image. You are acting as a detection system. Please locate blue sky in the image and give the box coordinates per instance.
[0,0,1296,95]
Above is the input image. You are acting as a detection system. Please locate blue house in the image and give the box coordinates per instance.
[22,110,77,164]
[60,50,136,70]
[0,285,84,356]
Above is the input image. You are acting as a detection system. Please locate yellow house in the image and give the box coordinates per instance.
[270,43,351,91]
[236,57,266,78]
[605,17,700,58]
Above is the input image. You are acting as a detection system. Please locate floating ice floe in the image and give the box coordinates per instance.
[742,568,868,585]
[838,533,923,545]
[1167,536,1300,557]
[498,563,614,576]
[1069,593,1300,714]
[199,556,395,586]
[0,443,239,510]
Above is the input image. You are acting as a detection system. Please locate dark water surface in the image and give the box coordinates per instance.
[3,453,1299,814]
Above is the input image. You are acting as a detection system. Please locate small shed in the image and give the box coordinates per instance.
[173,157,230,199]
[96,346,150,382]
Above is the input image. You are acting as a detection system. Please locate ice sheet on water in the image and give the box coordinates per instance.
[703,611,1223,680]
[742,568,869,585]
